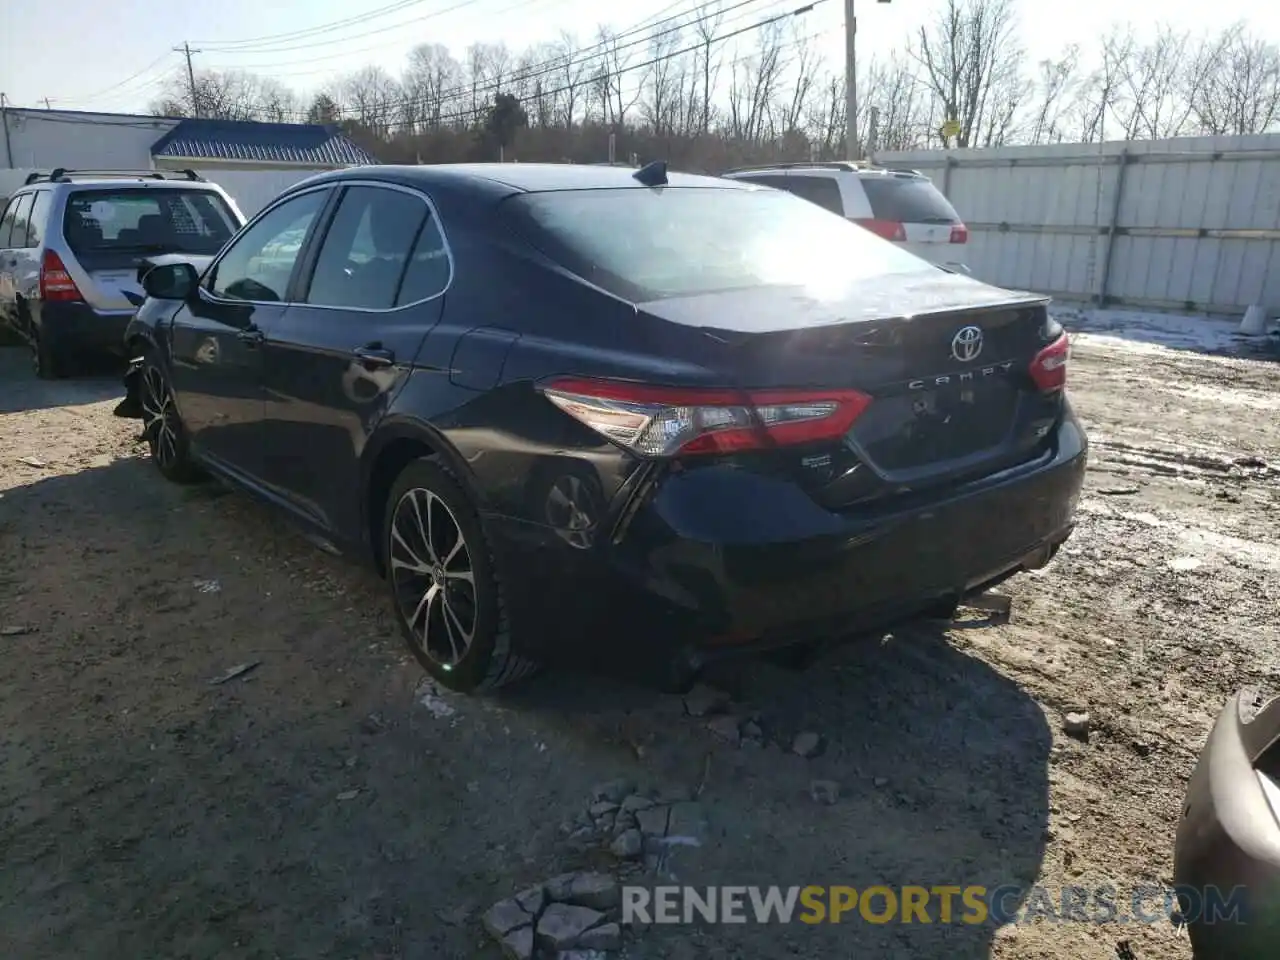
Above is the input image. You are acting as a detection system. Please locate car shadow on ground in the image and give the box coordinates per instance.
[0,455,1051,960]
[0,346,126,413]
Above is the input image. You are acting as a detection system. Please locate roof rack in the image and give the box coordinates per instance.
[23,168,205,185]
[722,160,926,177]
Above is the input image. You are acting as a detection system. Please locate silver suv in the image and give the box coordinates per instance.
[721,161,970,273]
[0,169,244,378]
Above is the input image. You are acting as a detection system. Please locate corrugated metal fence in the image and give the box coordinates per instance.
[876,134,1280,317]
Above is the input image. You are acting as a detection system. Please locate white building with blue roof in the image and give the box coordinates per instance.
[0,107,380,214]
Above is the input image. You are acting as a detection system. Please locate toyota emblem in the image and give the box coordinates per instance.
[950,325,984,362]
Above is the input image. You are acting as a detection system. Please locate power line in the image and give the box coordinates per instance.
[192,0,491,56]
[192,0,442,50]
[351,0,826,127]
[42,51,175,107]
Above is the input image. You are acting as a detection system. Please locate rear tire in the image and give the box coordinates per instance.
[385,457,539,694]
[140,352,204,484]
[32,329,67,380]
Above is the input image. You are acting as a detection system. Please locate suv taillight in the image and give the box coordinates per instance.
[40,250,83,302]
[853,218,906,242]
[949,224,969,244]
[1029,332,1069,392]
[538,378,873,457]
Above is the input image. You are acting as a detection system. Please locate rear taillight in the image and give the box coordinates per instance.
[40,250,83,302]
[538,378,873,458]
[853,218,906,242]
[1029,332,1069,392]
[949,223,968,244]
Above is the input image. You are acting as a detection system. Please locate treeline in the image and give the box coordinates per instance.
[148,0,1280,168]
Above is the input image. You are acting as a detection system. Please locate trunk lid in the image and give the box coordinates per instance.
[637,271,1060,503]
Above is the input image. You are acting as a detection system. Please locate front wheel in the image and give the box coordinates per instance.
[140,355,203,484]
[384,458,539,693]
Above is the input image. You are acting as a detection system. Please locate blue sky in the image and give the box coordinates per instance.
[1,0,1276,114]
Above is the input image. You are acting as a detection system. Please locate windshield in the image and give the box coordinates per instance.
[505,186,936,302]
[63,188,239,257]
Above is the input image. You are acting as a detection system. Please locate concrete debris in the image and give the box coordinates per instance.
[208,661,260,685]
[536,903,607,951]
[619,794,654,814]
[810,779,840,805]
[609,828,643,859]
[791,731,822,757]
[483,898,533,939]
[683,683,730,717]
[557,951,610,960]
[872,776,889,788]
[576,922,622,950]
[636,805,671,839]
[742,720,763,741]
[0,625,35,637]
[515,884,546,917]
[500,925,534,960]
[590,778,635,804]
[705,715,741,744]
[663,802,708,846]
[1064,711,1091,740]
[588,801,619,819]
[563,873,620,911]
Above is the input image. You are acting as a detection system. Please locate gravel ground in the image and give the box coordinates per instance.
[1,320,1277,960]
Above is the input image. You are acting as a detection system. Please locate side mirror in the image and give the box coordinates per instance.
[142,261,199,301]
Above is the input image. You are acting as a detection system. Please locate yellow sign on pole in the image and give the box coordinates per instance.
[940,118,961,139]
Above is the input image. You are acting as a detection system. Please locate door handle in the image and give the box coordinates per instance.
[237,327,264,346]
[353,344,395,369]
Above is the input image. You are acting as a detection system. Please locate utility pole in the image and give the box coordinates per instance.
[845,0,892,161]
[174,42,202,117]
[844,0,857,160]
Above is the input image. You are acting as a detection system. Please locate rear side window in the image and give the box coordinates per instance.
[6,194,35,248]
[63,188,238,256]
[860,177,960,224]
[734,174,789,191]
[305,186,428,310]
[0,195,25,248]
[395,217,450,306]
[506,186,932,303]
[779,175,844,215]
[26,191,53,247]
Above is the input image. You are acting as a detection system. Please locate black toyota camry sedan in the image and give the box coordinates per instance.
[118,162,1086,693]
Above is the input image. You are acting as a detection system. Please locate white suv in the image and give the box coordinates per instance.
[721,161,970,273]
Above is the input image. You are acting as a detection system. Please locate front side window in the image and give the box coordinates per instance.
[506,186,934,303]
[305,186,429,310]
[26,192,53,247]
[207,190,328,303]
[63,188,239,256]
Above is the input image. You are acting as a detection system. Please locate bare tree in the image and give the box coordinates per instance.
[861,53,928,151]
[642,21,687,135]
[911,0,1024,148]
[1025,46,1080,144]
[727,20,786,142]
[1070,26,1133,143]
[777,26,819,135]
[339,66,402,139]
[404,43,463,131]
[1114,25,1194,139]
[550,32,588,127]
[593,26,645,127]
[692,2,726,133]
[1186,22,1280,135]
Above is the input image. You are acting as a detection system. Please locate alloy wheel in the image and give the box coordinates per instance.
[389,487,478,668]
[141,366,179,470]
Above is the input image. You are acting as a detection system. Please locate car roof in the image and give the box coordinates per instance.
[54,178,224,191]
[301,163,754,196]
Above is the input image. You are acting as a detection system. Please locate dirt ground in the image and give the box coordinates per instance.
[1,317,1278,960]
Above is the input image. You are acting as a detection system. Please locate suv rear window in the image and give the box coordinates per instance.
[860,177,960,224]
[505,186,933,302]
[63,189,239,256]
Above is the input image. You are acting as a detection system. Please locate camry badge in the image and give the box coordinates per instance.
[951,325,983,362]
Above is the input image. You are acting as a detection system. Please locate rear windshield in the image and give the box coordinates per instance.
[860,177,960,224]
[63,188,239,256]
[505,186,935,302]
